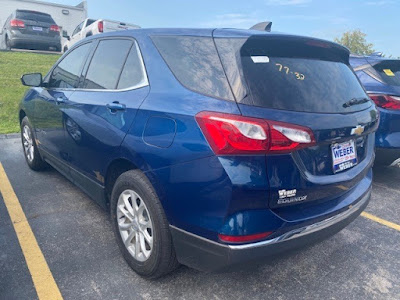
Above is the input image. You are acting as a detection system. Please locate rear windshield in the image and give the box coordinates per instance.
[372,60,400,86]
[16,11,55,24]
[215,37,371,113]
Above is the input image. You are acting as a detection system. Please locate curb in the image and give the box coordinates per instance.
[0,133,20,140]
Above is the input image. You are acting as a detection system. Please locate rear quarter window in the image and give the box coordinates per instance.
[151,36,234,101]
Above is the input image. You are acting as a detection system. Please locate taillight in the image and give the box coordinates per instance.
[50,25,60,32]
[98,21,104,33]
[195,111,315,155]
[218,232,273,243]
[10,19,25,28]
[369,94,400,110]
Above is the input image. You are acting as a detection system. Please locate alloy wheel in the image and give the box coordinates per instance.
[22,125,34,162]
[116,189,154,262]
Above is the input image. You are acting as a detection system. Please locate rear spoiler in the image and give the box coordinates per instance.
[250,22,272,32]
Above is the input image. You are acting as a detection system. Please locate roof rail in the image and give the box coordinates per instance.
[250,22,272,32]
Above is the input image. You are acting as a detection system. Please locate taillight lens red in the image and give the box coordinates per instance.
[98,21,104,33]
[218,232,273,243]
[10,19,25,28]
[50,25,60,32]
[195,111,315,155]
[369,94,400,110]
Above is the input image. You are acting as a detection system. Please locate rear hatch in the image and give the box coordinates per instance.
[16,10,59,38]
[214,31,379,208]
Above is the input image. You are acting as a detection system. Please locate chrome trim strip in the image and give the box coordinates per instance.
[47,40,149,93]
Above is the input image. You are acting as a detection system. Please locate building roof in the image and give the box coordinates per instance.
[10,0,87,11]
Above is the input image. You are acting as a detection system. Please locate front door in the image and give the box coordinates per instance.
[34,41,93,168]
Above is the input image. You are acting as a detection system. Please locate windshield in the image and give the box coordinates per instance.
[215,37,371,113]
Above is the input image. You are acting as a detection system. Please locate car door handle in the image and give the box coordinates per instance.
[56,97,66,104]
[106,102,126,112]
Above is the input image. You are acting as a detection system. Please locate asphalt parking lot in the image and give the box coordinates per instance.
[0,135,399,300]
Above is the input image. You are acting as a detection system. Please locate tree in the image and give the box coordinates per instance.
[334,30,375,55]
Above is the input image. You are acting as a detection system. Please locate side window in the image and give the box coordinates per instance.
[83,39,133,90]
[151,36,234,101]
[117,43,147,89]
[48,42,92,89]
[72,22,83,36]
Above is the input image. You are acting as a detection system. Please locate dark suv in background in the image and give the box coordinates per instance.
[2,10,61,52]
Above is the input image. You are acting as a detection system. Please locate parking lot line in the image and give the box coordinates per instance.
[0,163,63,300]
[361,211,400,232]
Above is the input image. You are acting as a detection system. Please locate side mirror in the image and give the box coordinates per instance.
[21,73,42,87]
[62,30,70,40]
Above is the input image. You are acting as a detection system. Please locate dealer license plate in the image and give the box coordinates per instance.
[331,140,357,173]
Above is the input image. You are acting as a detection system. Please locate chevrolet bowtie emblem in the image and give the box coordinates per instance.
[351,125,365,136]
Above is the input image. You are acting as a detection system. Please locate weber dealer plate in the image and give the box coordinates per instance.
[331,140,358,173]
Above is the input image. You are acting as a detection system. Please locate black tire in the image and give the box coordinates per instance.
[20,116,47,171]
[110,170,179,279]
[50,45,61,52]
[5,35,11,50]
[375,149,400,166]
[375,156,396,166]
[63,46,68,53]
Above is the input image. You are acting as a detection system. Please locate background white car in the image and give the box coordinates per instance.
[62,18,140,52]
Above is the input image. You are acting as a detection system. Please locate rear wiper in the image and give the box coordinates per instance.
[342,97,370,108]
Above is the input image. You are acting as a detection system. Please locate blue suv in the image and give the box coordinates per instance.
[19,28,378,278]
[350,54,400,165]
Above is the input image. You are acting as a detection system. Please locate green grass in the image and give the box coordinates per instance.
[0,51,60,134]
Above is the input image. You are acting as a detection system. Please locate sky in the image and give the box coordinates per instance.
[51,0,399,57]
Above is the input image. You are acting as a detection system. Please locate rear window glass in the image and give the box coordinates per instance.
[49,42,92,89]
[86,19,96,27]
[151,36,234,101]
[117,43,147,89]
[16,11,55,23]
[372,60,400,86]
[215,37,371,113]
[83,39,133,90]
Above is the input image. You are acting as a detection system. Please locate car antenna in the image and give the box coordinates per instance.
[250,21,272,32]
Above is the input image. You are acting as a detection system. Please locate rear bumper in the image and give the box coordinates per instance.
[8,33,60,48]
[375,107,400,148]
[170,188,371,272]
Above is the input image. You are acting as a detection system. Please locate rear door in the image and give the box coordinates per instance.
[62,37,149,201]
[214,33,379,208]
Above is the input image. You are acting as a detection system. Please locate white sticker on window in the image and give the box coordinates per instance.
[251,56,270,63]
